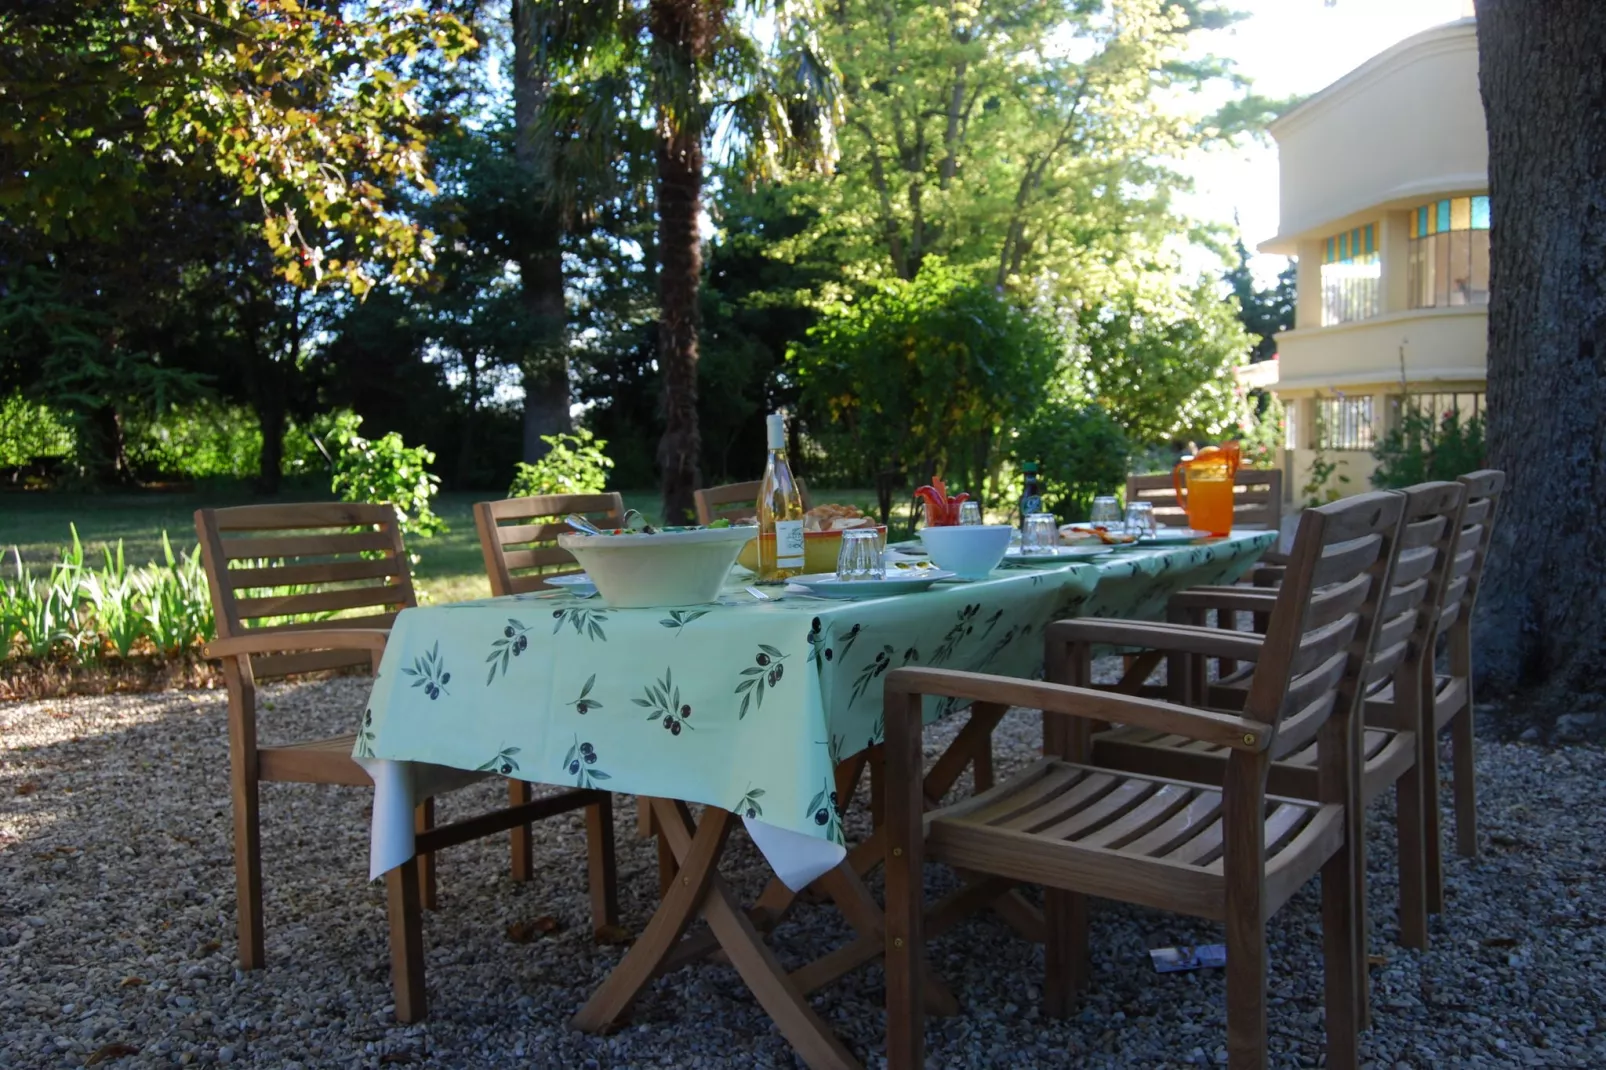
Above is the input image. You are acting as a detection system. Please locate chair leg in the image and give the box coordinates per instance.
[1320,841,1361,1070]
[1451,705,1478,857]
[971,736,994,794]
[1422,725,1446,915]
[585,798,619,933]
[509,779,533,882]
[414,799,438,911]
[386,856,427,1023]
[1042,889,1087,1018]
[1224,902,1269,1070]
[233,776,265,970]
[1395,758,1429,950]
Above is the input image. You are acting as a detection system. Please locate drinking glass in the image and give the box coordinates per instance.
[1125,501,1157,540]
[958,500,984,526]
[1022,512,1059,555]
[1090,496,1122,527]
[836,528,885,582]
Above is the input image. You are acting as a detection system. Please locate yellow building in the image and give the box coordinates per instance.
[1260,14,1487,497]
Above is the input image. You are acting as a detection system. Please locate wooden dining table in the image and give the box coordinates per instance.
[355,531,1276,1068]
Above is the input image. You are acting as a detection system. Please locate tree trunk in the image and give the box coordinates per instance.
[512,0,571,464]
[651,0,711,525]
[257,401,286,495]
[1473,2,1606,698]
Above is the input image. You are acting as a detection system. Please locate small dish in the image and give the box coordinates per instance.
[787,570,956,600]
[545,573,599,597]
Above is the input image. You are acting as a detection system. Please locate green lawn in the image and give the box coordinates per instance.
[0,487,910,604]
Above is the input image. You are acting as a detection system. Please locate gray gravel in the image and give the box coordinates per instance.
[2,677,1603,1069]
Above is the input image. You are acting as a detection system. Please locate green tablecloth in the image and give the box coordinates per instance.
[356,531,1273,864]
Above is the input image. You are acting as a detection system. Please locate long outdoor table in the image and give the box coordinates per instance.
[355,530,1275,1067]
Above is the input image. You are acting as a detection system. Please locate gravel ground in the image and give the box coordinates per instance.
[2,678,1603,1069]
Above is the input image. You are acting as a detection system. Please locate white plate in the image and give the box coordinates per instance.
[1008,546,1113,562]
[545,573,598,596]
[1135,529,1215,545]
[787,570,956,599]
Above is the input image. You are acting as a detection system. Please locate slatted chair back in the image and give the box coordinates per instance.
[1126,467,1283,530]
[1436,470,1506,636]
[195,503,417,682]
[1243,490,1406,765]
[693,478,812,526]
[474,492,625,596]
[1361,482,1468,708]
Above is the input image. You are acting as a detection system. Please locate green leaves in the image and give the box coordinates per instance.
[2,0,477,292]
[507,430,615,498]
[327,413,446,540]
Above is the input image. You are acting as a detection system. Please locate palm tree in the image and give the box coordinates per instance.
[556,1,836,521]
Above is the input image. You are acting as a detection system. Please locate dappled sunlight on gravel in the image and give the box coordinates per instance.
[2,676,1604,1068]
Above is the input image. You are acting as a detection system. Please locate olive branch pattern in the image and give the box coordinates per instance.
[485,619,530,684]
[735,644,789,719]
[552,607,610,641]
[476,746,521,774]
[634,667,694,734]
[560,736,610,788]
[400,641,451,699]
[569,674,601,714]
[659,609,709,636]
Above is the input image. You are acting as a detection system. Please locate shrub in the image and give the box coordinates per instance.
[1371,403,1486,489]
[0,390,74,472]
[328,415,446,538]
[507,430,615,498]
[125,401,264,480]
[1009,404,1131,522]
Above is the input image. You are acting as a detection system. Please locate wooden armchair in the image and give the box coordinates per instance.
[1126,467,1283,530]
[881,491,1408,1070]
[474,491,625,596]
[1096,481,1467,954]
[693,478,812,526]
[196,502,617,1021]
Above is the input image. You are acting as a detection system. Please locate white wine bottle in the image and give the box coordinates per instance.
[756,412,806,582]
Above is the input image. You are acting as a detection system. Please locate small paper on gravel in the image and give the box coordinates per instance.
[3,676,1605,1068]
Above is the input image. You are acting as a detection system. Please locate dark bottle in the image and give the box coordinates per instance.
[1020,462,1044,519]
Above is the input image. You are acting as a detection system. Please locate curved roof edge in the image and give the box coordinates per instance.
[1268,18,1479,141]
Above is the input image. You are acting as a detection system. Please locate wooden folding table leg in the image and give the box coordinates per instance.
[386,856,427,1023]
[651,800,861,1070]
[414,798,438,910]
[572,799,731,1032]
[509,779,533,882]
[586,797,619,933]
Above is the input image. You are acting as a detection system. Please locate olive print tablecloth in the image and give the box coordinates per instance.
[356,530,1274,888]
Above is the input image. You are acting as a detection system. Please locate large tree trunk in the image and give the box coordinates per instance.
[651,0,711,524]
[512,0,571,464]
[1473,2,1606,698]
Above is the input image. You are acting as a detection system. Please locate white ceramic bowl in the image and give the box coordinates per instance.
[557,527,757,608]
[916,524,1013,580]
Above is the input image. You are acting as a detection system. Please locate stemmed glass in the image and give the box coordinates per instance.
[836,528,885,582]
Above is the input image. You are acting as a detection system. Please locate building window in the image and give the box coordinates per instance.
[1407,196,1491,309]
[1401,391,1485,422]
[1320,223,1381,326]
[1315,395,1374,450]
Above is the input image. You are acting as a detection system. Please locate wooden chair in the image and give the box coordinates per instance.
[881,490,1409,1070]
[474,491,625,596]
[472,492,629,885]
[1094,481,1467,955]
[693,478,811,526]
[196,502,618,1021]
[1383,469,1504,911]
[1126,467,1283,530]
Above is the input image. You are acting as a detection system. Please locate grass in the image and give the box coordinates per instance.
[0,487,908,605]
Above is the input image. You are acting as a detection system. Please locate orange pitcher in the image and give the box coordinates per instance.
[1172,442,1241,536]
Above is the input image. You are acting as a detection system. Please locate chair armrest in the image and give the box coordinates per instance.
[204,628,391,660]
[885,667,1272,752]
[1045,618,1265,663]
[1167,586,1279,615]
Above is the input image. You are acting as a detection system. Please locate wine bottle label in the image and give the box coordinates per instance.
[775,520,805,567]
